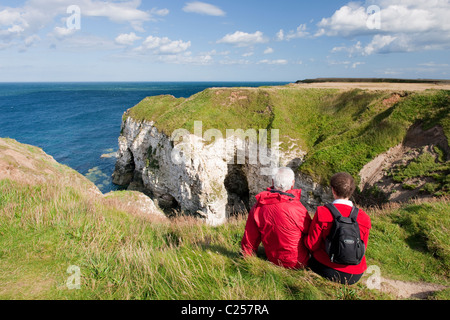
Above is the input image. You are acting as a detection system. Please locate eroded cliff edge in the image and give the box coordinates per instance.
[112,85,449,225]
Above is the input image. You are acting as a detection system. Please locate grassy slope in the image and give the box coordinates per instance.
[0,138,449,300]
[124,86,450,186]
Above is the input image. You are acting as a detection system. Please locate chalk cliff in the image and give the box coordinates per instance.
[112,116,330,226]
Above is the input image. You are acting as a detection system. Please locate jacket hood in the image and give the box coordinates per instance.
[255,187,302,205]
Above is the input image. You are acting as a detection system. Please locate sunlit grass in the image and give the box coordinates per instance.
[1,171,449,300]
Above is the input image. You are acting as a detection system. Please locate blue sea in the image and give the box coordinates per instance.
[0,82,288,193]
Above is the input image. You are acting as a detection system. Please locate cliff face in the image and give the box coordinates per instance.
[112,117,331,225]
[113,117,232,226]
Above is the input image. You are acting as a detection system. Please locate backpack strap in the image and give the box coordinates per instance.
[349,206,360,222]
[325,203,360,222]
[324,203,342,219]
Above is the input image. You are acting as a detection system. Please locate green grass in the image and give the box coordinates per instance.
[388,149,450,196]
[367,200,450,283]
[1,171,449,300]
[124,87,449,185]
[0,178,331,300]
[301,89,449,184]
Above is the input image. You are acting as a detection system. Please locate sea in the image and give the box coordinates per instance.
[0,82,289,193]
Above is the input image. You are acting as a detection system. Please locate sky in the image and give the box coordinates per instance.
[0,0,449,82]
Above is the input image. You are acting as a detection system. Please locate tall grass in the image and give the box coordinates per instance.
[367,198,450,283]
[1,172,449,300]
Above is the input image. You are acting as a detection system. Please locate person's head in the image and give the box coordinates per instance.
[330,172,356,200]
[272,167,295,192]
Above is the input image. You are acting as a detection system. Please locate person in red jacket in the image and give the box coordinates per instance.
[241,167,311,269]
[305,172,371,285]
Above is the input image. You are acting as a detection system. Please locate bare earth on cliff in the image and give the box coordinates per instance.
[359,123,449,203]
[293,81,450,91]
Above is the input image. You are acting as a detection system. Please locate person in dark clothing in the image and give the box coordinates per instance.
[305,172,371,284]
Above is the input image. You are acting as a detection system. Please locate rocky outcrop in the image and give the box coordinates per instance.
[112,117,331,225]
[103,190,167,221]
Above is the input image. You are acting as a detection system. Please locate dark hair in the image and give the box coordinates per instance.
[330,172,355,199]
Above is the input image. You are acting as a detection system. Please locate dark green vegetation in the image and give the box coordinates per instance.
[125,86,449,186]
[389,148,449,196]
[1,137,449,300]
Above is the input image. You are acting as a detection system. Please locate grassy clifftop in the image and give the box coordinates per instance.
[124,86,449,187]
[1,138,449,300]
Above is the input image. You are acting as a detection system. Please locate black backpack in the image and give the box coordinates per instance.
[324,203,365,265]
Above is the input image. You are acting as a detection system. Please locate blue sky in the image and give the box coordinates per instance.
[0,0,449,81]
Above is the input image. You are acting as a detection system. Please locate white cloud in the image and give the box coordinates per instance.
[204,49,230,56]
[140,36,163,50]
[258,59,288,65]
[0,4,52,42]
[333,34,412,56]
[115,32,141,46]
[78,0,167,31]
[276,24,309,41]
[285,24,309,40]
[363,34,397,55]
[217,31,268,47]
[351,61,365,69]
[318,0,450,54]
[24,34,40,47]
[263,47,274,54]
[276,29,284,41]
[183,1,226,16]
[0,8,23,26]
[327,59,365,69]
[136,35,191,54]
[158,52,214,65]
[8,25,25,34]
[0,0,169,48]
[151,8,169,17]
[49,33,118,51]
[159,40,191,54]
[81,1,149,23]
[328,60,351,66]
[331,41,363,57]
[219,58,251,65]
[316,4,369,37]
[52,26,77,39]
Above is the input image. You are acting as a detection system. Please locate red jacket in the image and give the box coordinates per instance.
[241,188,311,269]
[305,203,371,274]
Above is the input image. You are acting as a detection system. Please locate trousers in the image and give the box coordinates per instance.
[308,256,363,285]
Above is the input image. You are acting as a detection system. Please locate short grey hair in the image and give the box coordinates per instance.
[273,167,295,192]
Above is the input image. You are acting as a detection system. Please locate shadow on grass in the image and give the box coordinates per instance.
[197,243,268,261]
